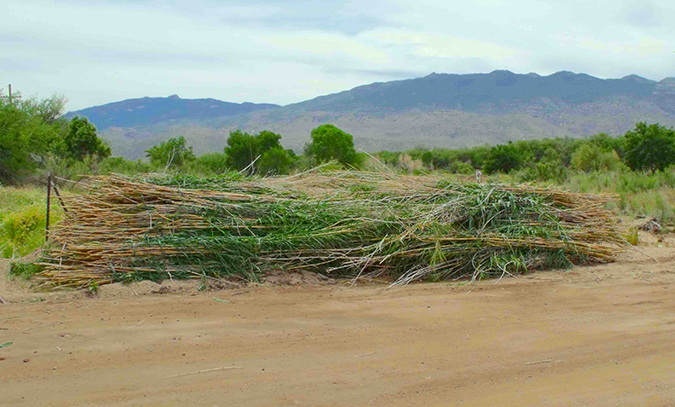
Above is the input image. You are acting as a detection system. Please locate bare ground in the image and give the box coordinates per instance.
[1,245,675,406]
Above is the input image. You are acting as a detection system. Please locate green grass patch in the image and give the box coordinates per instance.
[0,186,63,258]
[9,262,45,280]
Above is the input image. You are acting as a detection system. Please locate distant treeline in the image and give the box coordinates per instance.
[3,84,675,186]
[93,121,675,188]
[377,122,675,181]
[0,85,361,183]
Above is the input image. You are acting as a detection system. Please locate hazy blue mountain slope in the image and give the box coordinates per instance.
[66,95,279,129]
[71,71,675,159]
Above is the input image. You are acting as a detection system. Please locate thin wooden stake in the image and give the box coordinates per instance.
[51,180,68,213]
[46,173,52,243]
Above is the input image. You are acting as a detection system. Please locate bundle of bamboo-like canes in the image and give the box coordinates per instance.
[36,171,624,289]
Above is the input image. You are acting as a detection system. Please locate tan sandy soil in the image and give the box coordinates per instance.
[1,244,675,406]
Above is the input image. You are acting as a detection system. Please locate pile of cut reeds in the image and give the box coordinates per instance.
[36,171,624,289]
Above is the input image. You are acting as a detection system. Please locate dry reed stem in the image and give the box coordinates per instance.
[36,171,624,289]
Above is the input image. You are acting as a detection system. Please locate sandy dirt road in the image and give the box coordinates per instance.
[1,248,675,406]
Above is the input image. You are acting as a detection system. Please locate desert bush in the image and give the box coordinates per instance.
[145,136,196,169]
[571,144,623,172]
[182,153,231,176]
[225,130,293,174]
[98,157,154,176]
[1,206,46,257]
[397,153,425,172]
[9,262,44,280]
[258,147,294,176]
[305,124,357,166]
[0,186,63,258]
[60,117,111,162]
[375,151,402,166]
[623,122,675,172]
[562,168,675,220]
[518,158,568,183]
[483,142,524,174]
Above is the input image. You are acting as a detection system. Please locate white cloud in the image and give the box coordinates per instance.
[1,0,674,110]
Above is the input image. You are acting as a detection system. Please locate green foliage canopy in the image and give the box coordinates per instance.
[305,124,357,165]
[145,136,196,168]
[482,142,524,174]
[0,102,38,183]
[258,146,294,175]
[62,116,111,162]
[0,89,72,183]
[224,130,263,171]
[571,144,622,172]
[191,152,230,175]
[623,122,675,172]
[224,130,292,174]
[0,85,114,183]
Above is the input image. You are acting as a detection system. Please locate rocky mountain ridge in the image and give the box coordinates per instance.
[66,70,675,159]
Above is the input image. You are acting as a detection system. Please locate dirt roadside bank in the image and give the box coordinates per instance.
[1,247,675,406]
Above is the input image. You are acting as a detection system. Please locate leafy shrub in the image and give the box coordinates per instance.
[186,153,231,175]
[9,262,44,280]
[1,206,46,257]
[571,144,623,172]
[61,116,111,162]
[452,160,475,175]
[258,147,294,175]
[397,153,425,172]
[483,142,524,174]
[518,159,568,183]
[623,122,675,172]
[99,157,153,175]
[305,124,357,166]
[0,185,64,258]
[225,130,292,174]
[586,132,625,157]
[375,151,402,166]
[145,136,196,168]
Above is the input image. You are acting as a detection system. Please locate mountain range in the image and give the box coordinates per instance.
[66,70,675,160]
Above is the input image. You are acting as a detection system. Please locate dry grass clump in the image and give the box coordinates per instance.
[36,171,624,289]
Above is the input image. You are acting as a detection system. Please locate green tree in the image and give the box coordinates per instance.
[145,136,196,168]
[0,104,35,183]
[21,94,68,125]
[62,116,111,162]
[571,144,622,172]
[224,130,291,174]
[191,152,230,175]
[587,132,624,157]
[224,130,260,171]
[482,142,523,174]
[256,130,282,152]
[623,122,675,172]
[305,124,357,166]
[0,85,114,183]
[258,146,293,175]
[0,89,67,183]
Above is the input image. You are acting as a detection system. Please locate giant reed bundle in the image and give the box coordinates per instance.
[36,171,624,288]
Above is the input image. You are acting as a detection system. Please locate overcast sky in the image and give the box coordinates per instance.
[2,0,674,110]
